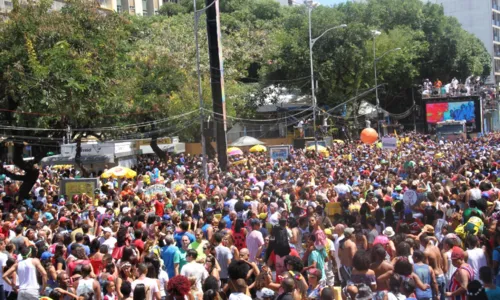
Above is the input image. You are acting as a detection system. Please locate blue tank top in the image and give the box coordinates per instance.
[414,263,433,299]
[202,224,210,239]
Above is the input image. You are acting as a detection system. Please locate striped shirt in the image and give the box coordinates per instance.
[447,264,474,300]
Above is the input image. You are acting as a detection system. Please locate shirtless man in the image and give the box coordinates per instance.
[421,233,445,300]
[370,244,394,300]
[338,227,357,287]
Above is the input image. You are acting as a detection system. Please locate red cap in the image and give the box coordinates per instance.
[451,246,465,260]
[59,217,69,223]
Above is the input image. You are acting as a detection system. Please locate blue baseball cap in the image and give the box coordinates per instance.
[162,214,171,221]
[41,251,54,261]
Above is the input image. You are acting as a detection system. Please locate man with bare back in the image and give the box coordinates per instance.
[370,244,394,300]
[338,227,357,288]
[421,233,445,300]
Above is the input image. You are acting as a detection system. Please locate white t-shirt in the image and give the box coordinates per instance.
[158,270,169,297]
[467,248,488,281]
[131,277,159,299]
[0,252,8,288]
[269,212,280,226]
[228,292,252,300]
[226,199,238,212]
[180,262,208,291]
[334,183,349,195]
[98,237,117,254]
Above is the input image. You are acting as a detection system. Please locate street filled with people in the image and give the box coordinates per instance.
[1,132,500,300]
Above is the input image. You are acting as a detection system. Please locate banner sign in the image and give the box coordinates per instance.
[269,146,290,161]
[382,137,397,150]
[145,184,167,197]
[60,179,98,200]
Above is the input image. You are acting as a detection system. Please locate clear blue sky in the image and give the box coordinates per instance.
[317,0,347,6]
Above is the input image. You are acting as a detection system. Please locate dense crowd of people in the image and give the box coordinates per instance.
[0,132,500,300]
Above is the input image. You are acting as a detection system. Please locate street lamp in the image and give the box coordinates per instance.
[306,0,346,152]
[194,0,216,181]
[372,29,400,134]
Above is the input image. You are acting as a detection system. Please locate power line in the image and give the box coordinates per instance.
[0,110,199,132]
[204,107,313,122]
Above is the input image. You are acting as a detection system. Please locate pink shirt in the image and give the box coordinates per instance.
[246,229,264,262]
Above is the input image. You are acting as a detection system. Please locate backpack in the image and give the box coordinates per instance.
[354,283,373,300]
[455,216,484,239]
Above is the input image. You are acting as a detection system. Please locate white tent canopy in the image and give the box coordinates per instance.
[230,136,265,147]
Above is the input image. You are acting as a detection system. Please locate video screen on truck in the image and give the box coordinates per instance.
[426,101,475,124]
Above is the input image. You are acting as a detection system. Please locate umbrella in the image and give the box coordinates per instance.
[306,145,329,156]
[231,159,248,165]
[249,145,267,152]
[306,145,327,152]
[333,139,345,144]
[101,166,137,179]
[227,147,243,156]
[52,165,72,170]
[230,136,265,147]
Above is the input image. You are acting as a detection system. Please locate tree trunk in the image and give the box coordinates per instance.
[150,124,168,162]
[11,143,39,203]
[74,137,91,178]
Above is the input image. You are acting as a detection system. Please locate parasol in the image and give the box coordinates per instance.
[227,147,243,156]
[101,166,137,179]
[249,145,267,152]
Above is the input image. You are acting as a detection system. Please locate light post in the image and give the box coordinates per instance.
[194,0,216,181]
[372,29,400,134]
[306,0,346,152]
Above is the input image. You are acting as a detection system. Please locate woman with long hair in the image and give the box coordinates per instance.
[222,234,239,262]
[53,242,67,272]
[203,250,220,281]
[115,262,133,300]
[202,276,220,300]
[345,250,377,299]
[90,242,107,276]
[167,275,193,300]
[188,276,203,300]
[288,218,304,258]
[230,219,247,251]
[67,246,93,277]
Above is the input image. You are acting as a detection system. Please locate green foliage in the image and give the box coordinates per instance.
[158,2,187,17]
[0,0,491,143]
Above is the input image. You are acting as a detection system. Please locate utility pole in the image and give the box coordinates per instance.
[194,0,212,181]
[307,3,317,152]
[305,0,346,152]
[412,87,417,132]
[205,0,228,171]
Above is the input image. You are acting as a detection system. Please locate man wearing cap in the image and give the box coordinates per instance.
[98,227,117,255]
[444,246,474,300]
[268,203,280,227]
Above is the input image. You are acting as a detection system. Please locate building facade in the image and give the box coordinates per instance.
[427,0,498,86]
[0,0,178,16]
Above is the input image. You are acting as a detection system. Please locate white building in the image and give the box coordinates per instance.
[0,0,178,16]
[427,0,498,86]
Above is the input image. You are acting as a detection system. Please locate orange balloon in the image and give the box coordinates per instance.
[360,128,378,144]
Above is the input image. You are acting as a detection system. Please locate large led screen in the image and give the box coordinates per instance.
[425,101,475,124]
